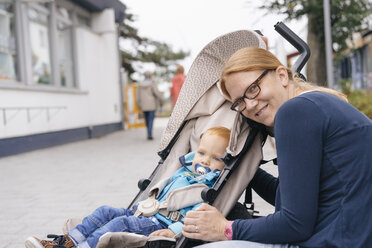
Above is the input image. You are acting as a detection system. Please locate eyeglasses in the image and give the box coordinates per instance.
[230,69,271,113]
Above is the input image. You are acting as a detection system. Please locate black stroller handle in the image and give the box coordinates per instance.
[274,21,310,75]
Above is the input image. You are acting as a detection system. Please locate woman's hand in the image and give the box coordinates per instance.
[148,229,175,238]
[182,203,229,241]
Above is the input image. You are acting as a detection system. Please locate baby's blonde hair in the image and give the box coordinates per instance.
[200,126,231,143]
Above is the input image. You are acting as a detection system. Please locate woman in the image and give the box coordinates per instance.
[182,47,372,247]
[170,64,186,107]
[136,71,163,140]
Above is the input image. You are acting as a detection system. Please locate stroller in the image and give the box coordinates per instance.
[62,22,310,248]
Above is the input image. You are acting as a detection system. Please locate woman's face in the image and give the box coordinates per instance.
[225,67,290,127]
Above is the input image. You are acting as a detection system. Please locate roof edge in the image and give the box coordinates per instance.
[73,0,126,23]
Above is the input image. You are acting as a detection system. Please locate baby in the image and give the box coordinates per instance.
[25,126,230,248]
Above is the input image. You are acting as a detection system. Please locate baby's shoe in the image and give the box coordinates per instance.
[25,234,76,248]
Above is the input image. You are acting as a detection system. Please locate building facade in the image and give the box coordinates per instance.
[337,31,372,90]
[0,0,126,157]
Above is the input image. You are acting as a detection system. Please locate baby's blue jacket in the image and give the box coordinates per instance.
[154,152,220,235]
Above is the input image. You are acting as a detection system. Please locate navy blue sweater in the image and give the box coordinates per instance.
[233,92,372,247]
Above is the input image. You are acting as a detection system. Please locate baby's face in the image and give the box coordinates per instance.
[192,134,228,172]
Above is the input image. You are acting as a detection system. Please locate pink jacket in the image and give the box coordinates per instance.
[171,73,186,106]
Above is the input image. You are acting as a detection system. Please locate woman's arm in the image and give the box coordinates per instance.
[152,84,163,106]
[249,167,278,206]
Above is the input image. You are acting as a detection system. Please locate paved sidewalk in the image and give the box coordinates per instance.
[0,117,277,247]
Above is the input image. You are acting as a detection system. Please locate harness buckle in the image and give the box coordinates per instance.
[167,211,184,222]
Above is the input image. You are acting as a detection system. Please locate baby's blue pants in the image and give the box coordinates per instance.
[68,205,166,248]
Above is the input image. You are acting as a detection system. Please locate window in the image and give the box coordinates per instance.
[28,5,52,85]
[56,6,74,87]
[0,3,17,81]
[0,1,93,89]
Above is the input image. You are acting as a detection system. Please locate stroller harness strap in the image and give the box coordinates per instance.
[134,183,209,222]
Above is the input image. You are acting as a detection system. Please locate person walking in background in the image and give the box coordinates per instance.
[136,71,163,140]
[170,65,186,107]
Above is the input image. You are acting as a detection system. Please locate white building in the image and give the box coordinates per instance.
[0,0,126,157]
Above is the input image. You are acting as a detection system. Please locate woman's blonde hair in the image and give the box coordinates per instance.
[220,47,347,102]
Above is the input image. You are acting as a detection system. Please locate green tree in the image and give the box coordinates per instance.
[258,0,372,86]
[119,12,189,82]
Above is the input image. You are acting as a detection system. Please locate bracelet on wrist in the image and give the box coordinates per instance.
[224,221,233,240]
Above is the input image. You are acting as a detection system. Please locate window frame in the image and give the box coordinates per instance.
[26,2,53,86]
[55,4,75,88]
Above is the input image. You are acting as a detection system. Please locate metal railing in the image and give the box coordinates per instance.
[0,106,66,125]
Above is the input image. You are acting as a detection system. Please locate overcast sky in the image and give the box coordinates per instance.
[121,0,307,74]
